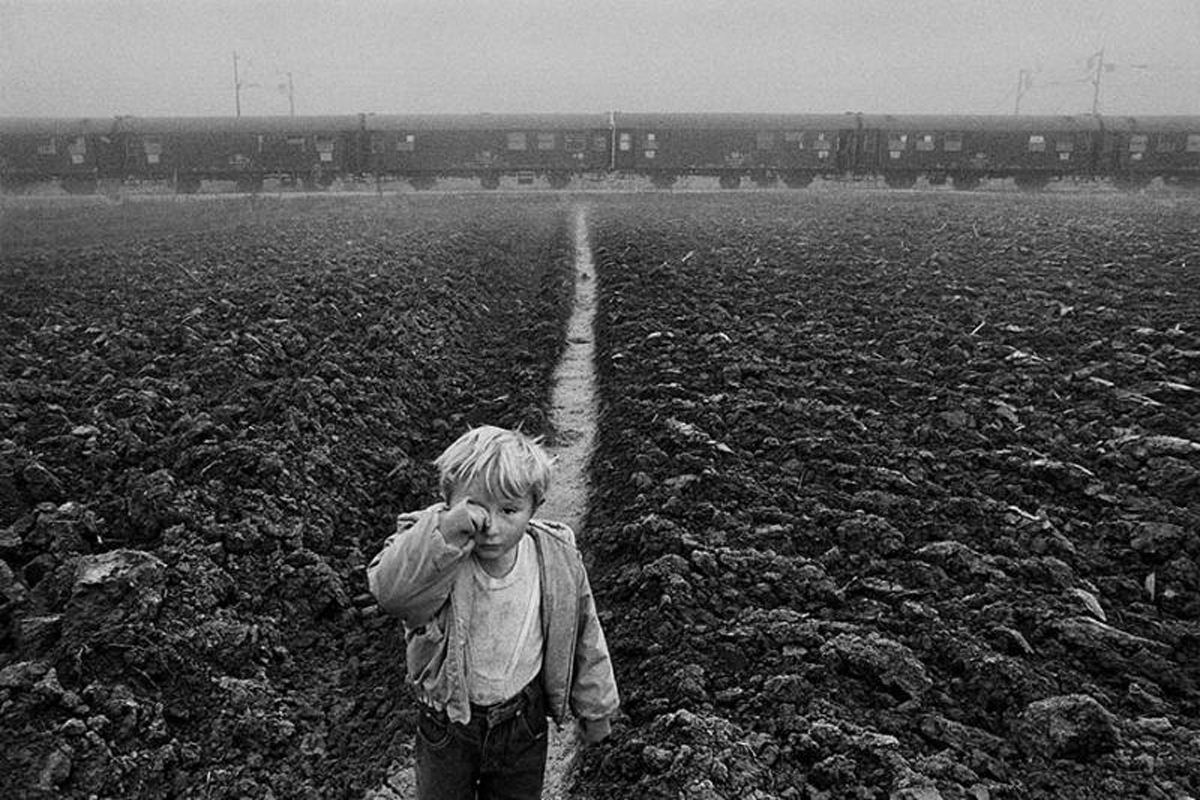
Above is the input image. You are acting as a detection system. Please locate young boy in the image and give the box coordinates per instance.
[367,425,619,800]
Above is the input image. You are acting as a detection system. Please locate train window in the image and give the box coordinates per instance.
[593,135,608,151]
[370,134,386,154]
[565,133,587,152]
[619,132,632,152]
[398,134,415,152]
[643,133,658,149]
[286,136,306,150]
[143,135,162,163]
[785,131,804,149]
[37,137,57,155]
[887,133,908,151]
[1027,135,1046,152]
[943,133,963,152]
[1187,134,1200,152]
[1056,139,1074,152]
[915,134,935,151]
[1128,134,1148,153]
[756,132,775,150]
[1155,136,1177,153]
[67,136,86,164]
[537,133,556,150]
[507,132,527,150]
[813,133,832,151]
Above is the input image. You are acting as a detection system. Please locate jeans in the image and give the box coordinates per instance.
[414,679,549,800]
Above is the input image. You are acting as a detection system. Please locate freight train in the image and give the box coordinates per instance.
[1,111,1198,193]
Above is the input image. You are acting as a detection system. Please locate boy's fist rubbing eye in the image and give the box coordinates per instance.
[439,498,490,547]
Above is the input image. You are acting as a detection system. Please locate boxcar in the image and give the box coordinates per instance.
[856,114,1104,190]
[0,117,123,193]
[361,113,612,189]
[611,112,859,188]
[1100,116,1200,189]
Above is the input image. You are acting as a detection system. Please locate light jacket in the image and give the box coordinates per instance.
[366,504,619,740]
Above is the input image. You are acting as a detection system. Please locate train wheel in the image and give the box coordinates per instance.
[0,177,32,194]
[750,171,777,188]
[1112,174,1152,192]
[718,174,741,190]
[1013,173,1049,192]
[781,171,814,189]
[883,172,918,189]
[408,175,437,191]
[951,174,980,191]
[479,173,501,190]
[235,176,263,193]
[547,173,571,190]
[649,173,677,189]
[175,176,202,194]
[62,177,98,195]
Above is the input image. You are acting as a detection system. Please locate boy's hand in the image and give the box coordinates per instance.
[438,498,490,549]
[576,717,613,747]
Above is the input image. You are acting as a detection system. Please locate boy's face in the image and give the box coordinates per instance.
[448,478,536,568]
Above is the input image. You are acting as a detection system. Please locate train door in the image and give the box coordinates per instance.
[1094,123,1121,177]
[93,130,126,180]
[1120,132,1150,173]
[613,129,635,171]
[1184,132,1200,183]
[849,128,877,176]
[141,135,166,175]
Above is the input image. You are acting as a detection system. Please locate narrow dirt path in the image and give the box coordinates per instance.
[366,203,599,799]
[537,203,599,800]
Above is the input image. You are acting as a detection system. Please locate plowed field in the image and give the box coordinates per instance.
[1,195,576,798]
[3,189,1199,800]
[577,192,1200,799]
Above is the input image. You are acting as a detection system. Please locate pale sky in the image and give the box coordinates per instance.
[1,0,1198,118]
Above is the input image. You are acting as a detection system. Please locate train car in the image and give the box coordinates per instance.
[361,113,612,189]
[113,115,362,191]
[610,113,860,188]
[5,111,1199,194]
[0,117,123,193]
[1100,116,1200,189]
[856,114,1104,190]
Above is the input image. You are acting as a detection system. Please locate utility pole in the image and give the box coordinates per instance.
[1090,48,1105,115]
[287,72,295,116]
[1014,69,1033,115]
[233,51,242,117]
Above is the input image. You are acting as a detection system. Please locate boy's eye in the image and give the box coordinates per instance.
[504,507,521,515]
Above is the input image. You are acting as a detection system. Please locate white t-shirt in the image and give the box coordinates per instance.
[465,535,544,706]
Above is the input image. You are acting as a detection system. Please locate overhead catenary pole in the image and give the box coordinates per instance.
[233,51,242,117]
[287,72,295,116]
[1090,48,1105,115]
[1014,69,1033,115]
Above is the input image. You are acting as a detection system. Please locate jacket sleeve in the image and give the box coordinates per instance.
[570,563,620,742]
[366,504,471,628]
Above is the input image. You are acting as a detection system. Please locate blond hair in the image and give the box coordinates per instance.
[434,425,553,507]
